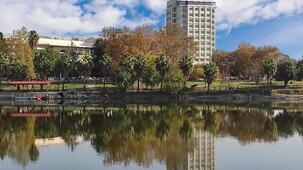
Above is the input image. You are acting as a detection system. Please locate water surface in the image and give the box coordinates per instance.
[0,102,303,170]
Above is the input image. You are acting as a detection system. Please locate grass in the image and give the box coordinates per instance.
[1,80,303,92]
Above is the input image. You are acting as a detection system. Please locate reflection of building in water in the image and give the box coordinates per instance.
[187,129,215,170]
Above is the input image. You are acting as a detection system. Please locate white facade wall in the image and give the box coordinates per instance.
[167,0,216,64]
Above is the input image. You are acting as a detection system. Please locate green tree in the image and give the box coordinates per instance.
[75,55,92,89]
[0,32,5,52]
[114,68,135,93]
[296,59,303,81]
[113,55,135,92]
[155,54,169,91]
[163,70,185,94]
[275,59,295,88]
[203,63,218,91]
[262,59,277,87]
[134,55,147,92]
[53,52,72,90]
[97,54,112,89]
[142,66,160,90]
[34,49,60,80]
[92,39,107,77]
[179,55,193,78]
[8,62,29,81]
[0,53,9,89]
[27,31,39,49]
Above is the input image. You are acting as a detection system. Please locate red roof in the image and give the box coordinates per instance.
[9,81,53,85]
[11,112,52,117]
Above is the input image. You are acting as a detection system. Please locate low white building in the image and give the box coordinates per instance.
[37,37,96,57]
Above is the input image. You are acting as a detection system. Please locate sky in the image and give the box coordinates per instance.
[0,0,302,59]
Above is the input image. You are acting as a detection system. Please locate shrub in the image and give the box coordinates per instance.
[163,70,185,94]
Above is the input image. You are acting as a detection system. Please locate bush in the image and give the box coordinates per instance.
[163,70,185,94]
[189,64,204,81]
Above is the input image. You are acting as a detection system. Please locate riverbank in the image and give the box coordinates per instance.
[1,88,300,104]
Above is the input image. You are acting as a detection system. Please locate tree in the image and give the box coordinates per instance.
[203,63,218,91]
[296,59,303,81]
[142,66,160,90]
[155,54,169,91]
[262,59,277,87]
[189,64,204,81]
[27,31,39,49]
[0,53,9,89]
[134,55,147,92]
[52,52,72,90]
[0,32,5,52]
[275,59,295,88]
[179,55,193,79]
[113,55,135,92]
[5,37,35,79]
[92,39,107,77]
[114,68,135,93]
[163,70,185,94]
[75,55,92,89]
[97,54,112,89]
[7,62,29,81]
[34,49,60,80]
[212,50,233,81]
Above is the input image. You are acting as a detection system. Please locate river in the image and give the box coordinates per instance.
[0,101,302,170]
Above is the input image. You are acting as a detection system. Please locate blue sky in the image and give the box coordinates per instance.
[0,0,302,59]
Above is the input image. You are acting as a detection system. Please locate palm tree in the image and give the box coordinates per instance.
[98,54,112,89]
[262,59,277,87]
[155,54,169,91]
[134,55,147,92]
[179,55,193,87]
[28,30,39,49]
[203,63,218,91]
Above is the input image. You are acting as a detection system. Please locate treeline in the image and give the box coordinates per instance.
[213,44,303,88]
[1,26,303,92]
[0,25,199,93]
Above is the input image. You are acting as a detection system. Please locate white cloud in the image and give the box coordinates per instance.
[1,0,303,36]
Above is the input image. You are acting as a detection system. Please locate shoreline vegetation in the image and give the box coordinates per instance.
[1,26,303,101]
[1,80,303,103]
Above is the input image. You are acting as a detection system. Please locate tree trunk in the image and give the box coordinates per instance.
[137,77,140,92]
[103,77,106,89]
[83,77,86,89]
[284,81,288,89]
[160,79,163,92]
[207,83,210,91]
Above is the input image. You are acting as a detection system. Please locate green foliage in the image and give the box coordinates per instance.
[75,55,92,78]
[52,52,72,78]
[114,68,135,92]
[96,54,112,77]
[179,55,193,78]
[0,53,9,79]
[142,66,160,89]
[203,63,219,91]
[275,59,295,88]
[134,55,147,91]
[155,54,169,90]
[27,30,39,49]
[34,48,61,79]
[92,39,107,77]
[189,64,204,81]
[163,70,185,94]
[296,60,303,81]
[114,56,135,92]
[7,62,29,80]
[262,59,277,85]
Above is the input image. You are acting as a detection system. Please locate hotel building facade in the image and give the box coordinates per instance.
[166,0,216,64]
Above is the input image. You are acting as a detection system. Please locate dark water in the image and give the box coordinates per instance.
[0,102,303,170]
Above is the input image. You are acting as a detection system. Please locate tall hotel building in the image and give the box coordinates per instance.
[166,0,216,64]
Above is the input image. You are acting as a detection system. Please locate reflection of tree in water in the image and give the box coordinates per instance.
[0,117,38,167]
[1,104,303,168]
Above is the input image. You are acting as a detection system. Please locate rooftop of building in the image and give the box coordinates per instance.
[37,36,97,48]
